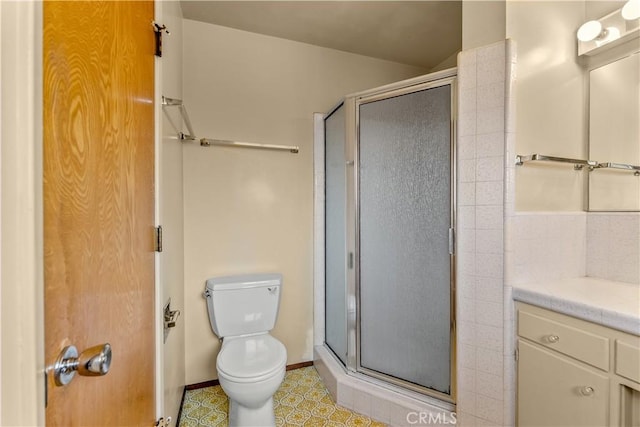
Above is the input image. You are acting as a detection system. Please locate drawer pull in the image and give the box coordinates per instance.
[546,334,560,343]
[579,386,595,396]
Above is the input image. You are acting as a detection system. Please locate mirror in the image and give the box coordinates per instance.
[588,52,640,211]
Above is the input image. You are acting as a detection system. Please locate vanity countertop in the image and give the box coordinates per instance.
[513,277,640,336]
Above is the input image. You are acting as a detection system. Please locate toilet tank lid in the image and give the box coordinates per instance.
[206,273,282,292]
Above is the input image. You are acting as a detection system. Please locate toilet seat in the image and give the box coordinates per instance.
[217,334,286,383]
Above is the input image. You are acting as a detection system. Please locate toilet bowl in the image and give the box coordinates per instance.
[216,334,286,426]
[204,274,287,427]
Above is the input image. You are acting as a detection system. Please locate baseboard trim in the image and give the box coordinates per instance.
[185,379,220,390]
[184,361,315,391]
[286,360,314,371]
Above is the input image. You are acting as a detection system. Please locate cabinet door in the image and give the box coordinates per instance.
[518,340,610,427]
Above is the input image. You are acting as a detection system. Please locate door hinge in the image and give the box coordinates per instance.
[155,416,172,427]
[515,347,519,362]
[348,252,354,269]
[154,226,163,252]
[152,22,170,57]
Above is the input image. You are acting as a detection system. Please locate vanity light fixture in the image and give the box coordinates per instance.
[577,1,640,56]
[577,20,606,42]
[622,0,640,21]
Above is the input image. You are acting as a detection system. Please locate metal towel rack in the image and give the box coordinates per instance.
[162,96,197,141]
[161,96,299,154]
[594,162,640,176]
[515,154,640,175]
[200,138,299,153]
[515,154,598,170]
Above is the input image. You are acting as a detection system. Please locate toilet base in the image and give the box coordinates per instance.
[228,396,275,427]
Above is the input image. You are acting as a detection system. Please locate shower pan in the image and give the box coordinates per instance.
[322,70,457,404]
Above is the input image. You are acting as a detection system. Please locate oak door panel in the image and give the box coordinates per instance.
[44,1,156,425]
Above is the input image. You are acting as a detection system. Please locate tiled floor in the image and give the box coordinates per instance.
[179,366,386,426]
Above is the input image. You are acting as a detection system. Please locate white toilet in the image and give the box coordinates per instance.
[204,273,287,427]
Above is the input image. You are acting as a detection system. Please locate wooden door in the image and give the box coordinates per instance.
[43,1,156,425]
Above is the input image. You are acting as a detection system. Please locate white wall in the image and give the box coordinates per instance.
[507,1,588,211]
[506,1,628,211]
[181,19,427,384]
[0,1,44,425]
[159,1,185,422]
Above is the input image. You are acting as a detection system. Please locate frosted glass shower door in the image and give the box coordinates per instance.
[324,104,348,364]
[358,84,453,396]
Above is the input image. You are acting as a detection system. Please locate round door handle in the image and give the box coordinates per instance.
[78,343,112,376]
[546,334,560,343]
[52,343,112,386]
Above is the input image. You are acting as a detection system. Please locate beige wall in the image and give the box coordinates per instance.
[462,1,506,50]
[506,1,588,211]
[585,1,625,20]
[430,50,459,73]
[159,1,185,422]
[182,19,426,384]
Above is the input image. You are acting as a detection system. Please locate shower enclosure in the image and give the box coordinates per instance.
[323,71,456,403]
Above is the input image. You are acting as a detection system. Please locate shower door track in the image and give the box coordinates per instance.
[347,72,458,405]
[322,342,456,412]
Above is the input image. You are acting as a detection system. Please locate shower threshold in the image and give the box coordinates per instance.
[314,345,456,427]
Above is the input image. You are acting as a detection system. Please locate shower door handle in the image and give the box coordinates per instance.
[448,228,455,255]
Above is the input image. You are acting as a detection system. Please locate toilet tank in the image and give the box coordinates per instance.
[205,273,282,338]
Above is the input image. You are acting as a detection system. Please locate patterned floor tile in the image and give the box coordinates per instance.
[178,366,387,426]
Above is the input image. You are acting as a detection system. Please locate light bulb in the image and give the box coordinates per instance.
[622,0,640,20]
[595,27,621,46]
[577,20,604,42]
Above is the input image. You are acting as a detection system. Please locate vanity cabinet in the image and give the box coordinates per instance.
[516,303,640,427]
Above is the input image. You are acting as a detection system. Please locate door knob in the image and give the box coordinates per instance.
[52,343,112,386]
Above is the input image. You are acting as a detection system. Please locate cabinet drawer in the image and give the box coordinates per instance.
[518,310,609,370]
[616,339,640,384]
[517,340,609,427]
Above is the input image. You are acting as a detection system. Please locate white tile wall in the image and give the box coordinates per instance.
[587,213,640,284]
[505,212,587,285]
[456,40,514,427]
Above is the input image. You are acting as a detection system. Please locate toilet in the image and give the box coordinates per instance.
[204,273,287,427]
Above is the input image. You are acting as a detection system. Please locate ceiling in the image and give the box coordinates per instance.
[180,1,462,70]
